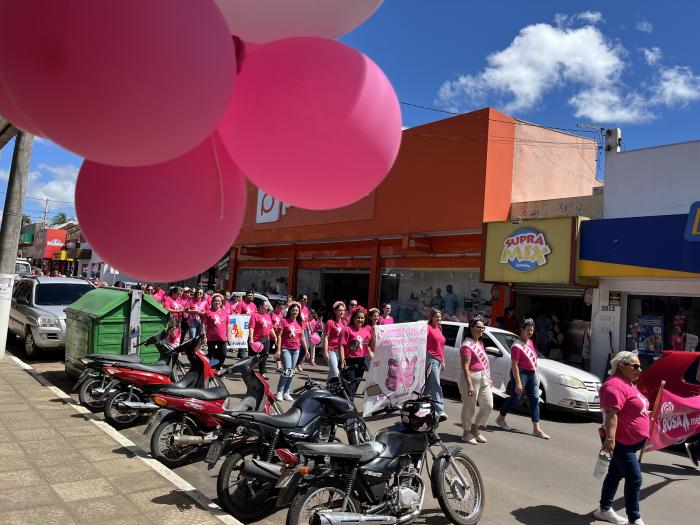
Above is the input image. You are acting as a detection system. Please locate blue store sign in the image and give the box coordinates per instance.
[684,201,700,242]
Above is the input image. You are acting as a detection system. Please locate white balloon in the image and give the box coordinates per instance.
[214,0,383,43]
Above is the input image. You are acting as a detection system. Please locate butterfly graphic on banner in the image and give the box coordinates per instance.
[386,356,418,393]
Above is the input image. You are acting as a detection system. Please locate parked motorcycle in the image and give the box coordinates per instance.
[283,395,484,525]
[101,335,220,428]
[144,353,282,468]
[73,328,186,411]
[206,374,369,522]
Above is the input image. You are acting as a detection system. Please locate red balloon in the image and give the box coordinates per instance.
[0,0,235,167]
[76,134,246,282]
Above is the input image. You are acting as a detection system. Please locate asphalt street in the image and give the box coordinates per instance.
[12,341,699,525]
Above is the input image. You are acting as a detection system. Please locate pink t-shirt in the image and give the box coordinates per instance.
[279,318,303,350]
[300,305,310,330]
[202,308,229,342]
[308,319,320,333]
[163,296,183,321]
[510,339,538,371]
[379,315,394,325]
[324,319,346,351]
[342,325,372,359]
[151,290,166,304]
[180,296,191,318]
[426,325,446,361]
[206,295,212,306]
[460,338,489,372]
[250,312,274,340]
[239,301,257,316]
[600,375,651,445]
[189,299,208,317]
[271,312,283,330]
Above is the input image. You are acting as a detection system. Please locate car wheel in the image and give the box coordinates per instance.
[24,330,40,358]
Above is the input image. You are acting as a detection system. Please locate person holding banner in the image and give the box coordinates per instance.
[200,294,231,371]
[495,318,550,440]
[323,301,347,381]
[593,351,649,525]
[248,301,276,378]
[274,302,309,401]
[340,307,375,396]
[459,317,493,445]
[425,308,448,421]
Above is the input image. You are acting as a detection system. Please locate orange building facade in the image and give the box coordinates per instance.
[227,108,598,323]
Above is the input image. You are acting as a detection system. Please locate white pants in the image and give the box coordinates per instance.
[458,369,493,432]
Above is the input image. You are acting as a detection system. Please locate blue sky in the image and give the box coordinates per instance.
[3,0,700,218]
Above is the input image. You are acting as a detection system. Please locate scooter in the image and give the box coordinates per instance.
[73,328,186,411]
[100,335,219,429]
[143,353,282,468]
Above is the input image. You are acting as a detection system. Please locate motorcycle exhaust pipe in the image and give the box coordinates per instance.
[171,435,216,447]
[312,513,397,525]
[117,401,159,411]
[241,459,283,482]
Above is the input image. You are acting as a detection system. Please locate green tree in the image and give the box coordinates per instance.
[21,214,32,226]
[50,212,69,225]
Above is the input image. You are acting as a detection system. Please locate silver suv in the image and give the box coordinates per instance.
[9,277,94,357]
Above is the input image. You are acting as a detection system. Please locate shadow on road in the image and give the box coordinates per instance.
[642,461,699,477]
[511,505,594,524]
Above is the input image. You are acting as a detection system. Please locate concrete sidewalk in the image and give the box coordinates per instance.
[0,354,235,525]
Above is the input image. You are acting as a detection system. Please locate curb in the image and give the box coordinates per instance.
[6,352,243,525]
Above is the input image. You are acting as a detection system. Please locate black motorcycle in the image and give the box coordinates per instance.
[72,328,186,411]
[206,374,370,522]
[283,395,485,525]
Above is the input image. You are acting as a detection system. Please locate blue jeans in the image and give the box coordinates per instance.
[600,440,644,522]
[499,369,540,422]
[277,348,300,394]
[188,320,202,341]
[327,349,340,381]
[424,355,444,413]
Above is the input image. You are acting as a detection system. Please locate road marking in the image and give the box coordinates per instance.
[7,353,242,525]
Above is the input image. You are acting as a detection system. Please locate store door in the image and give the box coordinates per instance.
[322,271,370,308]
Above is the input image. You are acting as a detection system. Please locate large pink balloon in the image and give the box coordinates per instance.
[215,0,383,43]
[0,75,44,136]
[76,134,246,282]
[0,1,235,167]
[218,38,401,210]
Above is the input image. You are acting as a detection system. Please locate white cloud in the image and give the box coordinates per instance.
[651,66,700,106]
[25,163,79,204]
[640,46,662,65]
[436,13,700,124]
[636,19,653,34]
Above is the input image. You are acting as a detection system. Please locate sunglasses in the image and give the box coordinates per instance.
[625,363,642,371]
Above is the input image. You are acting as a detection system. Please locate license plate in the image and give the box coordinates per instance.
[206,440,224,466]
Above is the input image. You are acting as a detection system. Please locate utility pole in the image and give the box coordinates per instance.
[0,131,34,359]
[42,197,49,225]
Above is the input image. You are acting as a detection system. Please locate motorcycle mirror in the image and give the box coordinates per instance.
[365,384,383,397]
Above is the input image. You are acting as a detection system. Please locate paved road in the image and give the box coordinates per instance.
[12,340,699,525]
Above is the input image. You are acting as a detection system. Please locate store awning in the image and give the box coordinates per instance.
[512,284,587,298]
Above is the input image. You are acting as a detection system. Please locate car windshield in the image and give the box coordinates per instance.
[15,262,31,275]
[491,331,546,357]
[34,283,93,306]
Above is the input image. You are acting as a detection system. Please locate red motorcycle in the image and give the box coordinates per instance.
[101,335,220,429]
[145,353,280,468]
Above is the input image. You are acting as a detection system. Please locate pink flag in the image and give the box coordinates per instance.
[646,389,700,452]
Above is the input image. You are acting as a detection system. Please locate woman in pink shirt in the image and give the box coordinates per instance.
[495,318,550,439]
[163,287,184,344]
[378,303,394,325]
[187,289,208,340]
[199,294,230,371]
[271,301,284,372]
[425,308,447,420]
[594,351,649,525]
[248,301,276,378]
[307,309,321,366]
[340,307,374,396]
[274,303,309,401]
[459,316,493,445]
[323,301,346,381]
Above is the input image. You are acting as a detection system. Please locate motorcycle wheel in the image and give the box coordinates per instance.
[150,418,198,468]
[78,376,107,411]
[103,389,143,429]
[434,449,485,525]
[287,481,360,525]
[217,444,278,521]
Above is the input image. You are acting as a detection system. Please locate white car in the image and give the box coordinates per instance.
[440,321,602,413]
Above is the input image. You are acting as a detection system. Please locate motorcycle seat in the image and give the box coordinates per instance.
[158,386,229,401]
[116,362,173,376]
[87,353,143,364]
[296,442,385,463]
[234,407,303,428]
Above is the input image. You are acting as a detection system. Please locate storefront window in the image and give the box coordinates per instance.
[379,269,493,323]
[237,268,288,296]
[626,295,700,356]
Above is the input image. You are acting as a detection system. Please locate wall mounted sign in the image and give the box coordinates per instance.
[500,227,551,272]
[684,201,700,242]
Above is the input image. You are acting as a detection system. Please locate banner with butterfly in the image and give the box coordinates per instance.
[363,321,428,417]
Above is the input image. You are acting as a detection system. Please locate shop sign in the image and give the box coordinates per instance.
[256,190,290,224]
[500,227,551,272]
[608,291,621,307]
[684,201,700,242]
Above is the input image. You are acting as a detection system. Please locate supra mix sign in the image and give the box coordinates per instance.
[500,228,551,272]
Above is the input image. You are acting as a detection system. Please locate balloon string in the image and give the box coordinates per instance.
[212,135,224,220]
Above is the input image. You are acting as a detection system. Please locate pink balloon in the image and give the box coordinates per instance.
[0,1,235,167]
[0,76,44,136]
[251,341,264,353]
[75,134,246,282]
[218,38,401,210]
[309,333,322,346]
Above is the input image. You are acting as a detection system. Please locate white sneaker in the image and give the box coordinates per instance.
[593,508,627,525]
[628,520,645,525]
[283,393,294,401]
[275,392,283,402]
[475,433,488,443]
[461,433,477,445]
[495,416,512,431]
